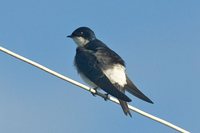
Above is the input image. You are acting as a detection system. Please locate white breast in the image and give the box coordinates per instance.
[103,64,127,87]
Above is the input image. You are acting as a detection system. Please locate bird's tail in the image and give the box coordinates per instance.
[119,99,132,117]
[126,76,153,104]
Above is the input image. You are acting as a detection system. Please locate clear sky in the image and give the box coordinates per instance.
[0,0,199,133]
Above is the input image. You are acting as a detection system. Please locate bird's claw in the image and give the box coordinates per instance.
[90,87,98,97]
[90,87,109,101]
[103,93,109,101]
[91,91,97,96]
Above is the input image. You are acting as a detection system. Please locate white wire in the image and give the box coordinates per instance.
[0,46,190,133]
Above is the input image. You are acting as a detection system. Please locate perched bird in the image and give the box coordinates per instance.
[67,27,153,117]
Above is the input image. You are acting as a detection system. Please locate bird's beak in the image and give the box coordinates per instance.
[67,35,73,38]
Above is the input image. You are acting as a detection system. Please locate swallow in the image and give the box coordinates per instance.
[67,27,153,117]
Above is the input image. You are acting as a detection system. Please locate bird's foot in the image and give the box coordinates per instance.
[90,87,109,101]
[103,93,109,101]
[90,87,98,96]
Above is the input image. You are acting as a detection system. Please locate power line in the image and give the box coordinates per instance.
[0,46,190,133]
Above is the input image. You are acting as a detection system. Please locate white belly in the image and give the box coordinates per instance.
[103,64,127,87]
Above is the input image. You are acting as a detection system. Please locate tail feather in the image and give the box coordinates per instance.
[126,76,153,104]
[119,100,132,117]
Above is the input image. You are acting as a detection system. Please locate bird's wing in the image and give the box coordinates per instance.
[75,47,131,102]
[85,40,125,66]
[125,76,153,104]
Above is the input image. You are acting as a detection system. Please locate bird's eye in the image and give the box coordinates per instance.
[80,32,83,35]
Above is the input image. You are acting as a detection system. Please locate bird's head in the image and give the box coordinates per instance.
[67,27,96,47]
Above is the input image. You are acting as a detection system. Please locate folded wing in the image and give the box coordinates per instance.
[75,47,131,102]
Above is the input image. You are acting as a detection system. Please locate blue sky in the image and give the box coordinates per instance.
[0,0,199,132]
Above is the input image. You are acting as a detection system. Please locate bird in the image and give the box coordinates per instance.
[67,27,153,117]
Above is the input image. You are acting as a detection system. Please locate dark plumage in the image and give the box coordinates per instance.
[68,27,153,117]
[75,46,131,102]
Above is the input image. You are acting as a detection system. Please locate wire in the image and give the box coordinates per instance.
[0,46,190,133]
